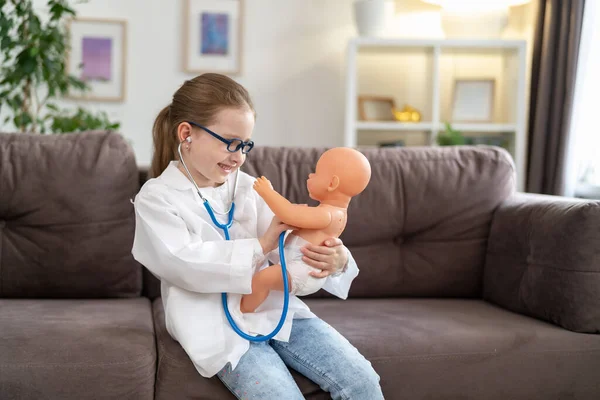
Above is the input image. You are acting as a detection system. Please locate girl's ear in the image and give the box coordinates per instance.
[177,122,192,143]
[327,175,340,192]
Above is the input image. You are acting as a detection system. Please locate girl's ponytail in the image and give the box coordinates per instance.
[150,105,176,178]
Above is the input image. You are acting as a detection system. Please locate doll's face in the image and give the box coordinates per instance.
[306,164,331,201]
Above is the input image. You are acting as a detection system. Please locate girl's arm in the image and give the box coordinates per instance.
[132,190,262,294]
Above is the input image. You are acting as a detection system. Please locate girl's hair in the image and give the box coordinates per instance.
[149,73,255,178]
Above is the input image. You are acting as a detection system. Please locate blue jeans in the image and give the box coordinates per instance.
[217,317,384,400]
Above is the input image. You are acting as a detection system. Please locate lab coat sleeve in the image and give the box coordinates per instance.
[132,190,263,294]
[320,247,359,300]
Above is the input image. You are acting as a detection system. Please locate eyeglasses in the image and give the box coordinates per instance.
[187,121,254,154]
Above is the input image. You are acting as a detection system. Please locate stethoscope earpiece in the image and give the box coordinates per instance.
[186,136,192,143]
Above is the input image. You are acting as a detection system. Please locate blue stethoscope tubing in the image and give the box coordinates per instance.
[177,140,289,342]
[203,200,290,342]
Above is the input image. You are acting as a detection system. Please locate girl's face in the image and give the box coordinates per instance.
[178,107,255,187]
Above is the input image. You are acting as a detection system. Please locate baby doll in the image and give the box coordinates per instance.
[240,147,371,313]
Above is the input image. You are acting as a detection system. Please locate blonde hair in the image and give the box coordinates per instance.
[149,73,255,178]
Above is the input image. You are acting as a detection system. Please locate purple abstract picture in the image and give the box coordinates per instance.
[81,37,112,81]
[200,13,229,55]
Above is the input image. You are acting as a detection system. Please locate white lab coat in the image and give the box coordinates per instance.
[131,161,359,378]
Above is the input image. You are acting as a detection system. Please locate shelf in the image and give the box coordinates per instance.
[356,122,434,131]
[353,38,526,50]
[345,37,528,191]
[356,122,516,133]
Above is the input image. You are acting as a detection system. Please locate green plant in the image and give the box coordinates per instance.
[436,122,466,146]
[0,0,120,134]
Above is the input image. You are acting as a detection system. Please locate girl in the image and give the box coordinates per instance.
[131,73,384,399]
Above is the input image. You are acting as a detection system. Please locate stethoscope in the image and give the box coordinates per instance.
[178,138,290,342]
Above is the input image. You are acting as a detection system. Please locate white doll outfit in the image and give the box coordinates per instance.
[283,234,326,296]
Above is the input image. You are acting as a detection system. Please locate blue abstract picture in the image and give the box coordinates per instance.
[200,13,229,55]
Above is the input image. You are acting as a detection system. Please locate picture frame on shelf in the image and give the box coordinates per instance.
[183,0,243,75]
[451,79,495,122]
[66,18,127,102]
[358,96,396,121]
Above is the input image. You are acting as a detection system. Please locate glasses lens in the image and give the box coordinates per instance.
[242,141,254,154]
[227,139,244,153]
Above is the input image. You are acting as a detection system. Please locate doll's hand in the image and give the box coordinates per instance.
[301,238,348,278]
[253,176,274,198]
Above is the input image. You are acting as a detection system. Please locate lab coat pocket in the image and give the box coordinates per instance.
[165,288,226,362]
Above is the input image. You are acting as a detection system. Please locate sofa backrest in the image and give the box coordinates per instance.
[241,146,516,298]
[0,132,142,298]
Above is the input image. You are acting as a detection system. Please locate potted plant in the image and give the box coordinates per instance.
[436,122,466,146]
[0,0,120,134]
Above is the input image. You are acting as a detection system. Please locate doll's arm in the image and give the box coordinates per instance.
[254,176,331,229]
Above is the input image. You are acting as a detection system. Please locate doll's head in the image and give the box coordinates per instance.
[307,148,371,201]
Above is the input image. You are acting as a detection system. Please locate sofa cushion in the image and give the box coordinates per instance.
[242,146,515,298]
[0,298,156,399]
[151,298,331,400]
[0,131,141,298]
[309,298,600,399]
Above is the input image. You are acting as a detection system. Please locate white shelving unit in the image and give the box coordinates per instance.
[344,37,528,191]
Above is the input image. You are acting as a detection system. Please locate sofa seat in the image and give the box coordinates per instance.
[0,298,156,400]
[311,298,600,400]
[152,297,600,400]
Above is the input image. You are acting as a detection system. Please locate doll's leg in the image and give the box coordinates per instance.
[241,265,292,313]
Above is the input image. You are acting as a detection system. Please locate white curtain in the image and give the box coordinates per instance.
[564,0,600,197]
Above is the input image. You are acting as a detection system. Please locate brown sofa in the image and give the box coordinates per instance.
[1,131,599,400]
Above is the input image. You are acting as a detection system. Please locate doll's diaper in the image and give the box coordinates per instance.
[284,235,326,296]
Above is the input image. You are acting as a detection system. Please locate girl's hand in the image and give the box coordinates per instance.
[301,238,348,278]
[259,217,293,254]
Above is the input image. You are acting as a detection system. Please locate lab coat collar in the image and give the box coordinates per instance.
[159,160,248,224]
[159,161,234,197]
[159,161,196,192]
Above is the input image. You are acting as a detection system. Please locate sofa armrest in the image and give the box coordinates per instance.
[483,192,600,333]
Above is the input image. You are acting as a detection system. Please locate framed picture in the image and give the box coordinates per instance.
[66,18,127,102]
[184,0,243,75]
[451,79,495,122]
[358,96,396,121]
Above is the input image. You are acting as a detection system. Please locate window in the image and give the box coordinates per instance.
[567,0,600,198]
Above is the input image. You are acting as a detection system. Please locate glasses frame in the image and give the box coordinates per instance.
[187,121,254,154]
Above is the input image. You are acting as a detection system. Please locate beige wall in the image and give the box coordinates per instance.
[2,0,537,164]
